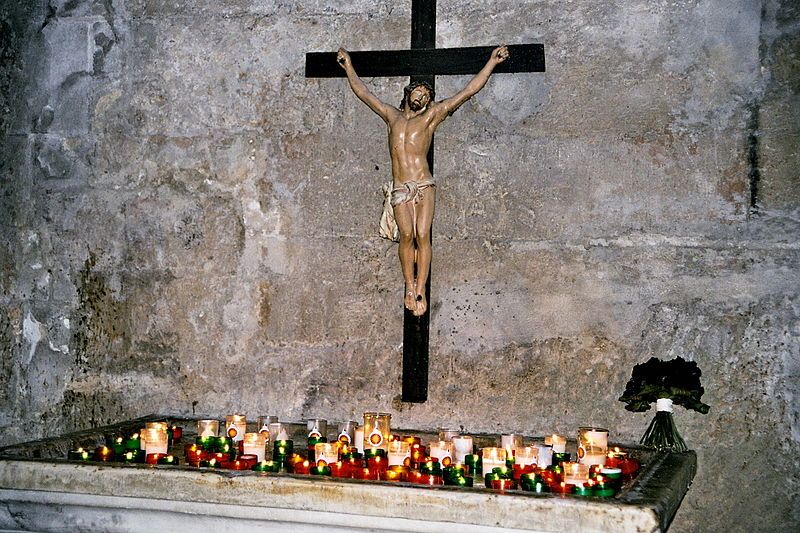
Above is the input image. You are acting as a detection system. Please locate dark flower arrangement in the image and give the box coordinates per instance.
[619,356,710,451]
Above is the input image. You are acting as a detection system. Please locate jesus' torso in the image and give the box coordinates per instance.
[386,107,438,185]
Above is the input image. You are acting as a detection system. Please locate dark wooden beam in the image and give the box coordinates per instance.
[305,44,545,78]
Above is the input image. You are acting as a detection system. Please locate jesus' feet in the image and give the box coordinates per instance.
[404,282,417,312]
[414,291,427,316]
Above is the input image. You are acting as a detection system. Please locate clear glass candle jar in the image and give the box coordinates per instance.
[197,420,219,437]
[363,412,391,451]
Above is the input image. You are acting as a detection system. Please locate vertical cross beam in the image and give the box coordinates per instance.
[401,0,437,403]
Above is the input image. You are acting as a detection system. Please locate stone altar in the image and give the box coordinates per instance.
[0,416,695,533]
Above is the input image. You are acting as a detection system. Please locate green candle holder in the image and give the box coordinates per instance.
[157,455,179,466]
[491,466,513,480]
[553,452,571,464]
[363,448,386,459]
[252,460,280,473]
[520,474,549,493]
[67,449,91,461]
[571,484,592,497]
[310,465,332,476]
[484,472,501,488]
[464,454,480,475]
[121,449,144,464]
[123,436,141,450]
[195,435,216,451]
[273,440,294,457]
[592,482,616,498]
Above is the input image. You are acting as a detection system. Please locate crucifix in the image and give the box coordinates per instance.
[305,0,545,403]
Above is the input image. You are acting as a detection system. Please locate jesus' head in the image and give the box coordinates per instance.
[400,81,435,111]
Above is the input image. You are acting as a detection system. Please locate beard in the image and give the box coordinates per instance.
[408,99,425,111]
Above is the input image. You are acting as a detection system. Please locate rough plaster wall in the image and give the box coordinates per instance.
[0,0,797,531]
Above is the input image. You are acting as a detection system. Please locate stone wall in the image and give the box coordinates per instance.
[0,1,798,531]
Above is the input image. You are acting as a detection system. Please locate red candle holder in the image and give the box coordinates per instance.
[367,456,388,471]
[512,464,536,480]
[421,474,444,486]
[146,453,167,465]
[237,454,258,469]
[330,461,351,478]
[93,446,114,462]
[407,470,426,484]
[171,426,183,443]
[551,481,575,494]
[619,457,640,477]
[354,467,381,481]
[490,478,518,491]
[292,460,312,475]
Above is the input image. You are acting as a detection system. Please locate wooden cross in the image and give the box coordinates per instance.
[305,0,545,403]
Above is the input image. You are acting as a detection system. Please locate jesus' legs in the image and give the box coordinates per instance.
[412,189,435,316]
[393,202,418,312]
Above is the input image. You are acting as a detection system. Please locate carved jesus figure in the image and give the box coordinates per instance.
[337,46,509,316]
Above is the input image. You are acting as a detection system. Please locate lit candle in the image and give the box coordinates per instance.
[329,461,351,478]
[501,434,524,456]
[577,427,608,466]
[490,478,518,491]
[337,421,358,445]
[258,415,278,435]
[145,453,167,465]
[184,443,206,466]
[306,419,327,443]
[428,440,453,466]
[550,434,567,454]
[252,460,280,473]
[481,447,507,476]
[197,420,219,438]
[157,454,178,466]
[354,426,365,453]
[243,432,268,462]
[93,446,114,462]
[451,436,473,463]
[387,440,410,467]
[363,412,391,452]
[291,459,312,475]
[535,444,553,468]
[513,446,539,468]
[225,415,247,442]
[170,425,183,443]
[562,462,590,485]
[438,428,460,441]
[552,481,574,494]
[142,428,168,456]
[572,482,593,497]
[314,442,340,466]
[67,448,91,461]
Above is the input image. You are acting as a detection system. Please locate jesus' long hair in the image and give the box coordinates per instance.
[399,81,435,109]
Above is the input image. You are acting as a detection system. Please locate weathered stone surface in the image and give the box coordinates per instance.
[0,1,797,531]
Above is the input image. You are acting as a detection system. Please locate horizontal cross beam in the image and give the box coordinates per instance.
[305,44,545,78]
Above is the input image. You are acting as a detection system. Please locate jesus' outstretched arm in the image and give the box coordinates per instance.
[337,48,397,123]
[429,46,509,124]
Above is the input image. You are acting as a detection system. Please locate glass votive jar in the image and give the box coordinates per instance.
[428,440,453,466]
[337,421,358,445]
[513,446,539,468]
[438,428,460,441]
[549,434,567,454]
[481,447,507,476]
[452,436,473,463]
[197,420,219,438]
[258,415,278,435]
[142,428,168,455]
[363,412,391,451]
[536,444,553,468]
[314,442,340,466]
[225,415,247,442]
[562,462,590,485]
[387,440,410,467]
[501,434,524,456]
[93,446,114,462]
[306,419,328,442]
[269,422,289,442]
[577,426,609,465]
[243,432,268,462]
